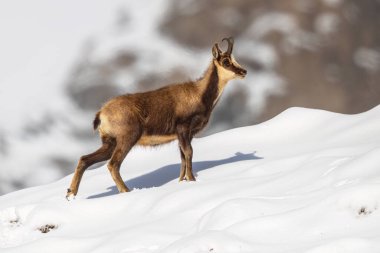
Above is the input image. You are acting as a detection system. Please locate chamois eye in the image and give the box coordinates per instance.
[222,59,231,67]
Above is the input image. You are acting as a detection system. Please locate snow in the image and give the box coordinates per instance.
[1,106,380,252]
[353,48,380,72]
[314,13,340,35]
[248,12,298,39]
[321,0,343,8]
[0,0,125,131]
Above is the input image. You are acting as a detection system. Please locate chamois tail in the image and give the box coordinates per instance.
[93,111,101,130]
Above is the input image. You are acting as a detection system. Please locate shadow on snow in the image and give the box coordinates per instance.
[88,151,262,199]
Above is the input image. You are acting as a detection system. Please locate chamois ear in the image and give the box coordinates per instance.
[212,43,221,60]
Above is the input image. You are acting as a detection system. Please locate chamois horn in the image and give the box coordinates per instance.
[214,43,222,55]
[222,37,234,55]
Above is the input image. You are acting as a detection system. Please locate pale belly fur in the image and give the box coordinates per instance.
[137,134,177,146]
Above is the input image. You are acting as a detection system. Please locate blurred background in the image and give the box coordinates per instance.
[0,0,379,195]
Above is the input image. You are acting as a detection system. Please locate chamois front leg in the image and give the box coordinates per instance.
[178,147,186,181]
[177,126,195,181]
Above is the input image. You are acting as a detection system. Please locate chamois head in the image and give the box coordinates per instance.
[212,37,247,79]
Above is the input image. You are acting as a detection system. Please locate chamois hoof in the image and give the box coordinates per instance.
[66,189,75,201]
[186,173,196,181]
[179,177,196,182]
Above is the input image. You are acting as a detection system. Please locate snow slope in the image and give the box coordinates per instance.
[1,106,380,252]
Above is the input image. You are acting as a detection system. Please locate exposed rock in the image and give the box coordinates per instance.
[161,0,259,49]
[66,50,136,111]
[38,224,57,233]
[22,114,55,139]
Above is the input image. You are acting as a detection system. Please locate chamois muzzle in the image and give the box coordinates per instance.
[238,68,247,77]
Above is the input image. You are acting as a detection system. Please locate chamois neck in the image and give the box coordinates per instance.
[197,60,230,108]
[198,61,226,90]
[195,61,220,111]
[198,61,216,86]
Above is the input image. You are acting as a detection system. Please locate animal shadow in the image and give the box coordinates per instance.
[87,151,262,199]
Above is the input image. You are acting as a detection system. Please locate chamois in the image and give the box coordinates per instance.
[66,37,247,199]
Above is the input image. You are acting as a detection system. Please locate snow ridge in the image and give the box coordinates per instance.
[1,106,380,252]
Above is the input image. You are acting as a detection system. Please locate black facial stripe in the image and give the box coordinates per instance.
[219,56,245,75]
[229,64,243,74]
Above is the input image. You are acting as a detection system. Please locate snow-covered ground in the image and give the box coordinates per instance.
[1,106,380,253]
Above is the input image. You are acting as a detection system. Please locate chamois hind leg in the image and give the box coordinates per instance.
[67,135,116,199]
[107,132,140,193]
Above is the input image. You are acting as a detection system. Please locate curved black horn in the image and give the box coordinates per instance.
[214,43,222,54]
[222,37,234,55]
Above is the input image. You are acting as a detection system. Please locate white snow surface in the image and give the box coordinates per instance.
[1,106,380,252]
